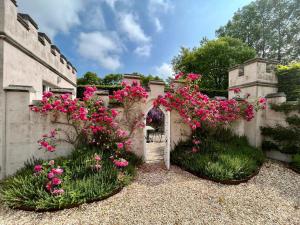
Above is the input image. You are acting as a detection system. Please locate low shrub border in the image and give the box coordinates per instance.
[175,163,261,185]
[0,148,142,212]
[171,128,265,184]
[11,187,123,213]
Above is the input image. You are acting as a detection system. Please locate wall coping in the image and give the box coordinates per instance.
[265,92,286,98]
[229,57,279,72]
[10,0,17,6]
[18,13,38,30]
[95,90,109,96]
[123,74,142,80]
[149,80,165,86]
[229,81,277,89]
[51,88,74,94]
[4,85,36,93]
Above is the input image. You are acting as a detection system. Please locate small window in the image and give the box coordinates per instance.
[238,66,244,76]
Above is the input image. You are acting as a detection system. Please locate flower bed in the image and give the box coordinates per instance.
[171,128,265,183]
[0,147,141,211]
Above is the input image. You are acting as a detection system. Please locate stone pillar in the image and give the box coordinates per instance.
[148,80,165,98]
[228,58,279,147]
[123,74,141,85]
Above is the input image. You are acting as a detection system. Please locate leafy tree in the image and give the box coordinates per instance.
[140,74,163,87]
[77,72,101,85]
[216,0,300,63]
[102,74,123,85]
[172,37,256,89]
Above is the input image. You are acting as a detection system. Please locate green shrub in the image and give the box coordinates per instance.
[171,128,264,181]
[291,154,300,173]
[0,147,140,211]
[261,115,300,154]
[277,62,300,101]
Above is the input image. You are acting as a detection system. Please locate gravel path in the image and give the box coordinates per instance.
[0,160,299,225]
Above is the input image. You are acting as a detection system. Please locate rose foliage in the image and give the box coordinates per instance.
[154,72,266,130]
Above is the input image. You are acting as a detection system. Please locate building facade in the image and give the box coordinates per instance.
[0,0,77,178]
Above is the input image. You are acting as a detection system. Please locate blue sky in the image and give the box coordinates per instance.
[18,0,253,79]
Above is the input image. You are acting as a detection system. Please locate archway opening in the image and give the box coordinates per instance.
[145,107,165,163]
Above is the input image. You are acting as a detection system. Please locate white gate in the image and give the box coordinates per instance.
[164,111,171,169]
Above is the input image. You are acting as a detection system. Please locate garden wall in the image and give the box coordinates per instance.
[0,0,77,179]
[229,58,300,161]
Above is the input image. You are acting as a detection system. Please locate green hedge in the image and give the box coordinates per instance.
[277,63,300,101]
[200,89,228,98]
[261,115,300,154]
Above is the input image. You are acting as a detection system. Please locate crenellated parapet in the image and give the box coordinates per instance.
[228,58,278,100]
[0,0,77,87]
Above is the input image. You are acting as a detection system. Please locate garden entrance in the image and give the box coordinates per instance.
[143,106,170,169]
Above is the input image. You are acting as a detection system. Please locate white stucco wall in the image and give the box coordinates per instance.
[0,0,77,178]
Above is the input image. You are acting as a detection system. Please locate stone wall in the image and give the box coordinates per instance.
[229,58,299,161]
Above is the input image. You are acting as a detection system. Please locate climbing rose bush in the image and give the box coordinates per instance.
[110,81,148,136]
[31,85,148,195]
[154,73,266,130]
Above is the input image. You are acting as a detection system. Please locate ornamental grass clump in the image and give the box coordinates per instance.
[0,148,141,211]
[171,127,264,182]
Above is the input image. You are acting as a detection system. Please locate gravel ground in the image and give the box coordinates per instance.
[0,160,299,225]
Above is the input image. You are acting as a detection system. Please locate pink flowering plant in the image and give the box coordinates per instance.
[154,73,266,152]
[154,73,266,130]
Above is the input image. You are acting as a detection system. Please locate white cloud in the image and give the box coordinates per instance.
[155,63,174,80]
[148,0,173,33]
[134,45,152,57]
[78,32,122,71]
[118,13,151,43]
[103,0,118,9]
[18,0,86,39]
[84,7,106,30]
[148,0,174,14]
[154,17,163,32]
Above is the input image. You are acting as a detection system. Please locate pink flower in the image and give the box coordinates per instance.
[113,158,129,167]
[94,154,101,161]
[46,145,56,152]
[192,147,199,153]
[259,97,266,104]
[52,189,64,195]
[51,168,64,175]
[49,160,55,166]
[46,182,52,191]
[43,91,53,98]
[34,165,43,172]
[47,172,55,179]
[52,177,62,186]
[117,143,124,149]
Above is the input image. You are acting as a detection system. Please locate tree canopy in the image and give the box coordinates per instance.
[172,37,256,90]
[77,72,101,85]
[216,0,300,63]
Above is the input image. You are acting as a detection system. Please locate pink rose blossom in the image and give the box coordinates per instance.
[52,177,62,186]
[34,165,43,172]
